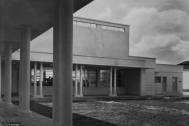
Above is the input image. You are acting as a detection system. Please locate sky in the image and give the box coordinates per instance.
[31,0,189,64]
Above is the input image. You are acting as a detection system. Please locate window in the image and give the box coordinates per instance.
[31,68,53,86]
[102,25,108,29]
[86,69,96,87]
[116,70,125,87]
[108,26,118,31]
[119,28,125,32]
[100,70,110,86]
[155,76,161,83]
[90,24,97,28]
[112,70,125,87]
[77,22,90,27]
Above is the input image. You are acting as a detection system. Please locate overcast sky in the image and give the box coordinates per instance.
[31,0,189,64]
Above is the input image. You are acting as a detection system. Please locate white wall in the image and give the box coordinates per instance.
[1,62,4,95]
[155,64,183,73]
[73,25,129,59]
[129,56,156,68]
[145,69,155,95]
[183,70,189,89]
[155,64,183,94]
[155,72,183,94]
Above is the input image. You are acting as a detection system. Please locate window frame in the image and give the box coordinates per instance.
[155,76,161,83]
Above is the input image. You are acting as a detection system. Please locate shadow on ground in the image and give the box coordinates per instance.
[12,101,117,126]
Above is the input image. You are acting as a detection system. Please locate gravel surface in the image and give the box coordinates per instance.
[13,100,189,126]
[39,100,189,126]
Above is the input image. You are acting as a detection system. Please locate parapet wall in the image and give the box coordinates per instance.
[73,17,129,59]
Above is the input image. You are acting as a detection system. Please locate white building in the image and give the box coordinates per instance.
[4,17,183,97]
[179,61,189,92]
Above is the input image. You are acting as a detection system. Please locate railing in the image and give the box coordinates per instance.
[73,17,128,33]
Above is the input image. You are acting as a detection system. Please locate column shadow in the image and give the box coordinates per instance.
[12,101,117,126]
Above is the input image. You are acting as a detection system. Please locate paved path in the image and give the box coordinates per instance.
[0,102,52,126]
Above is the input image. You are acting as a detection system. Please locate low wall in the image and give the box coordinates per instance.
[30,86,127,96]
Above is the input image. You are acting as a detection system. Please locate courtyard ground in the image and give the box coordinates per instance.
[13,99,189,126]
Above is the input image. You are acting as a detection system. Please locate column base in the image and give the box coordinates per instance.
[3,102,13,107]
[74,94,83,97]
[109,94,117,97]
[38,95,43,98]
[19,109,32,117]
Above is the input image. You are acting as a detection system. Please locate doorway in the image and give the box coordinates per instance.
[162,77,167,92]
[172,77,178,91]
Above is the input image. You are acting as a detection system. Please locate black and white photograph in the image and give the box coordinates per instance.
[0,0,189,125]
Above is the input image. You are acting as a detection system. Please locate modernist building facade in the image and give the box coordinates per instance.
[179,61,189,91]
[1,17,183,97]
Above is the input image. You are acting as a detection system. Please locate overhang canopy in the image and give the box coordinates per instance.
[178,61,189,65]
[0,0,93,54]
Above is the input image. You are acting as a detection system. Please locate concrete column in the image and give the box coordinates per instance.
[74,64,78,97]
[43,69,46,82]
[0,53,2,102]
[1,61,4,100]
[19,55,22,108]
[39,62,43,97]
[19,26,31,114]
[0,0,4,103]
[109,67,113,96]
[140,69,146,96]
[53,0,73,125]
[33,62,37,97]
[113,67,117,96]
[79,65,83,97]
[4,42,13,107]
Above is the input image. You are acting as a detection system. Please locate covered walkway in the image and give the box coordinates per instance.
[0,0,93,126]
[0,102,52,126]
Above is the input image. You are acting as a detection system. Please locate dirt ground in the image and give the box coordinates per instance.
[39,100,189,126]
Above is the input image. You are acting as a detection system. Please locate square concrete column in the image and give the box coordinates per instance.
[74,64,79,97]
[19,55,22,109]
[4,42,13,107]
[19,26,31,115]
[113,67,117,96]
[33,62,37,97]
[39,62,43,97]
[53,0,73,125]
[109,67,113,96]
[79,65,83,97]
[0,52,2,102]
[140,69,146,96]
